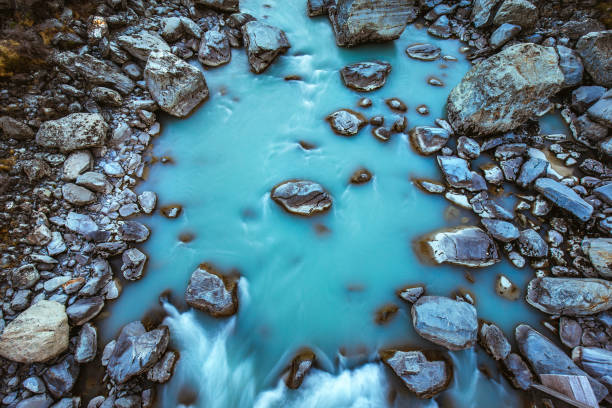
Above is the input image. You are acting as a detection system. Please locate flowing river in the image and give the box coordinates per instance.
[98,0,566,406]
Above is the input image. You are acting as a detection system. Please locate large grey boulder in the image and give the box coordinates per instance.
[534,178,593,222]
[381,350,451,398]
[194,0,239,12]
[198,30,231,67]
[340,61,391,92]
[526,277,612,316]
[117,31,170,62]
[185,264,239,317]
[144,50,209,118]
[447,44,564,135]
[271,180,332,216]
[0,301,69,363]
[411,296,478,350]
[417,226,500,267]
[329,0,417,47]
[516,324,608,401]
[242,21,290,74]
[582,238,612,278]
[576,31,612,87]
[36,113,108,153]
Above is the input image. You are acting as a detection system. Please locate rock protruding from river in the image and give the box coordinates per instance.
[185,264,239,317]
[145,50,209,118]
[447,44,564,135]
[340,61,391,92]
[107,322,169,384]
[0,300,69,363]
[326,109,366,136]
[242,21,290,74]
[409,126,450,155]
[405,43,441,61]
[36,113,108,153]
[534,178,593,222]
[285,349,315,389]
[515,324,608,401]
[271,180,332,216]
[437,156,487,191]
[329,0,417,47]
[418,226,500,267]
[381,350,451,398]
[198,30,231,67]
[526,277,612,316]
[576,30,612,87]
[411,296,478,350]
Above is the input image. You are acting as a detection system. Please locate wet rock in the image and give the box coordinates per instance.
[76,172,108,193]
[381,350,450,398]
[437,156,486,192]
[340,61,391,92]
[409,126,449,155]
[36,113,108,153]
[503,353,533,390]
[393,115,408,131]
[405,43,441,61]
[411,296,478,350]
[66,296,104,325]
[186,264,238,317]
[515,324,608,401]
[138,191,157,214]
[479,322,510,360]
[415,179,445,194]
[198,30,231,67]
[23,376,46,394]
[285,349,315,389]
[43,356,79,398]
[386,98,407,112]
[121,248,147,281]
[329,0,417,47]
[326,109,366,136]
[587,98,612,128]
[457,136,480,159]
[576,30,612,87]
[117,31,170,62]
[571,86,606,113]
[428,16,451,39]
[146,351,177,383]
[161,17,202,42]
[242,21,290,74]
[16,394,54,408]
[75,323,97,364]
[397,285,425,303]
[556,45,583,88]
[480,163,503,185]
[196,0,239,12]
[107,322,169,384]
[372,126,392,142]
[471,0,500,27]
[481,219,519,242]
[516,157,548,188]
[490,23,521,49]
[0,301,68,363]
[161,204,182,219]
[145,50,209,118]
[119,221,150,242]
[582,237,612,278]
[418,226,500,267]
[271,180,332,216]
[11,264,39,289]
[493,0,537,28]
[62,151,92,181]
[308,0,333,16]
[526,277,612,316]
[447,44,563,135]
[517,229,547,258]
[62,183,96,206]
[572,346,612,381]
[496,274,520,300]
[349,168,372,185]
[534,178,593,222]
[559,317,582,348]
[0,116,34,139]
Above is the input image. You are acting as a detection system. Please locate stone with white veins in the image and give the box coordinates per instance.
[271,180,332,216]
[526,277,612,316]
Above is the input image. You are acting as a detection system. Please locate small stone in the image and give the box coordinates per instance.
[479,322,510,360]
[418,226,500,267]
[481,219,519,242]
[517,229,548,258]
[490,23,521,49]
[457,136,480,159]
[409,126,449,155]
[386,98,407,112]
[559,317,582,348]
[119,221,150,242]
[405,43,441,61]
[62,151,92,181]
[138,191,157,214]
[349,168,372,185]
[66,296,104,325]
[198,30,231,67]
[396,285,425,303]
[62,183,96,206]
[285,349,315,390]
[495,274,519,300]
[242,21,290,74]
[326,109,366,136]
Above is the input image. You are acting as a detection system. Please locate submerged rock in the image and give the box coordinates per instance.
[326,109,366,136]
[447,44,563,135]
[515,324,608,401]
[328,0,417,47]
[411,296,478,350]
[185,263,239,317]
[340,61,391,92]
[409,126,449,155]
[242,21,291,74]
[198,30,231,67]
[576,30,612,87]
[271,180,332,216]
[36,113,108,153]
[145,50,209,118]
[381,350,451,398]
[285,349,315,389]
[417,226,500,267]
[534,178,593,222]
[526,277,612,316]
[405,43,441,61]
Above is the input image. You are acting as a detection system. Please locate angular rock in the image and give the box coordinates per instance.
[16,394,53,408]
[471,0,500,27]
[42,356,79,399]
[62,183,96,206]
[0,301,68,363]
[271,180,332,216]
[397,285,425,303]
[457,136,480,159]
[119,221,150,242]
[516,157,548,188]
[479,322,510,360]
[418,226,500,267]
[571,86,606,113]
[198,30,231,67]
[138,191,157,214]
[185,263,239,317]
[326,109,366,136]
[65,212,98,237]
[146,351,177,383]
[427,16,451,38]
[0,116,34,139]
[582,237,612,278]
[556,45,583,88]
[242,21,290,74]
[121,248,147,281]
[481,219,519,242]
[308,0,333,16]
[559,317,582,348]
[381,350,450,398]
[411,296,478,350]
[490,23,521,49]
[195,0,239,12]
[447,44,563,135]
[409,126,449,155]
[587,98,612,128]
[75,323,97,363]
[36,113,108,153]
[526,277,612,316]
[405,43,441,61]
[285,349,315,389]
[145,50,209,118]
[340,61,391,92]
[503,353,533,390]
[493,0,537,28]
[576,30,612,87]
[517,229,547,258]
[11,264,39,289]
[66,296,104,325]
[437,156,486,192]
[572,346,612,381]
[534,178,593,222]
[62,151,92,181]
[117,31,170,62]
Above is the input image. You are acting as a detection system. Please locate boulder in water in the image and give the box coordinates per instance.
[326,109,366,136]
[271,180,332,216]
[526,277,612,316]
[242,21,290,74]
[340,61,391,92]
[285,349,315,389]
[185,263,239,317]
[381,349,451,398]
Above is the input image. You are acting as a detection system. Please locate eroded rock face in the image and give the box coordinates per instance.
[145,50,209,118]
[340,61,391,92]
[526,277,612,316]
[185,264,238,317]
[242,21,290,74]
[447,44,564,135]
[417,226,500,267]
[515,324,608,401]
[576,30,612,87]
[329,0,417,47]
[411,296,478,350]
[381,350,451,398]
[0,300,69,363]
[534,178,593,222]
[36,113,108,153]
[271,180,332,216]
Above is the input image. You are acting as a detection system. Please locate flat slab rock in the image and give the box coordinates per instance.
[526,277,612,316]
[36,113,108,153]
[411,296,478,350]
[242,21,290,74]
[417,226,500,267]
[381,350,450,398]
[340,61,391,92]
[271,180,332,216]
[534,177,593,222]
[185,263,238,317]
[582,237,612,278]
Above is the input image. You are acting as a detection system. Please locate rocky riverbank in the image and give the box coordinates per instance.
[0,0,610,407]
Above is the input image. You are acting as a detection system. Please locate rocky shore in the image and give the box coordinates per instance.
[0,0,610,407]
